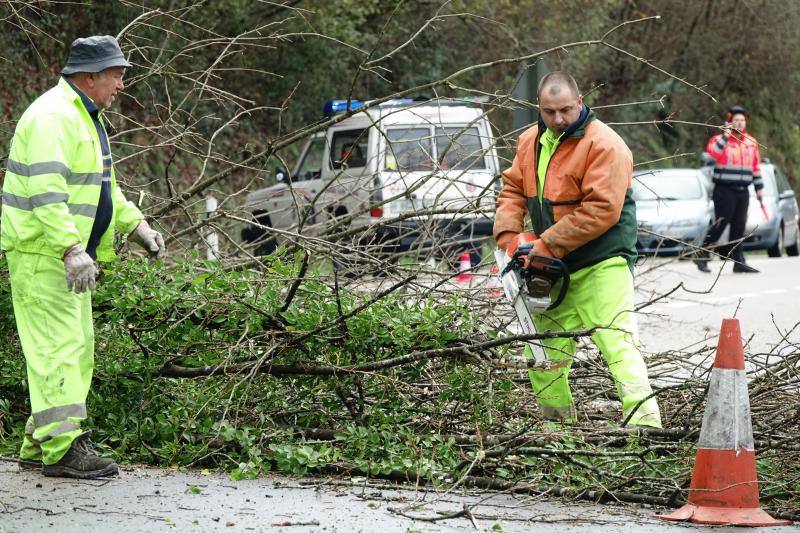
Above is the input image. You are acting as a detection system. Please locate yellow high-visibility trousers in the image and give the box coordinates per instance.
[527,256,662,427]
[7,251,94,464]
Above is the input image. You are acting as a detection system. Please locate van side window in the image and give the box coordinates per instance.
[331,129,368,169]
[435,127,486,170]
[296,138,326,181]
[385,128,433,171]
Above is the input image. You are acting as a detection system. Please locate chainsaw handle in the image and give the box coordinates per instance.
[503,246,571,310]
[500,245,533,276]
[547,262,570,310]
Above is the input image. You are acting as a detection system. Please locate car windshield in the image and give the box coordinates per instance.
[750,165,778,196]
[633,172,703,201]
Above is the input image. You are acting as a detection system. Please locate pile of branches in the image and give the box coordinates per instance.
[2,248,799,520]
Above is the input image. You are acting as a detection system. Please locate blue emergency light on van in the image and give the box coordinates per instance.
[323,99,364,116]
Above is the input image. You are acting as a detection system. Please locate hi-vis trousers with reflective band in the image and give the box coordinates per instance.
[526,256,662,427]
[7,251,94,464]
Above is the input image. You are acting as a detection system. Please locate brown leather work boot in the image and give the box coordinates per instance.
[42,432,119,479]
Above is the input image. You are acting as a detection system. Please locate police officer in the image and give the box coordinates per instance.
[695,106,763,273]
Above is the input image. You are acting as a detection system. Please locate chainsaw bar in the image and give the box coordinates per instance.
[494,249,549,363]
[494,246,571,364]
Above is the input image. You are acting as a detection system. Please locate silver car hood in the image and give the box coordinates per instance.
[636,199,709,226]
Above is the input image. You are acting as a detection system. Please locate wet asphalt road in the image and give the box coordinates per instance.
[3,461,798,533]
[635,255,800,359]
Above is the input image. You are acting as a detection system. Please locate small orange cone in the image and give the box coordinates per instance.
[656,318,792,526]
[455,252,472,284]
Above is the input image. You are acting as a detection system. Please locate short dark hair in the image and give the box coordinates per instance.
[537,71,580,99]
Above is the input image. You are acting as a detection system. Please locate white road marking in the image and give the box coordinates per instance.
[654,287,790,309]
[763,289,786,295]
[664,301,698,309]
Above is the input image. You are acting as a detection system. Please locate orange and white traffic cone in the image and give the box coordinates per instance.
[656,318,792,526]
[455,252,472,284]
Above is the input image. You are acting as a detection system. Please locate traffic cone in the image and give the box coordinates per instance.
[486,262,503,296]
[455,252,472,284]
[656,318,792,526]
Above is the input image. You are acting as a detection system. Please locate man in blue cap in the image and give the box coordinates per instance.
[2,35,165,478]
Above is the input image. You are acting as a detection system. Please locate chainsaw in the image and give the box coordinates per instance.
[494,234,570,364]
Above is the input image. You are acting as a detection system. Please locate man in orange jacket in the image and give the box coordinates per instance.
[694,105,763,273]
[494,71,661,427]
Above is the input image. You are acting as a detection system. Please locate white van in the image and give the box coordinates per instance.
[241,98,501,260]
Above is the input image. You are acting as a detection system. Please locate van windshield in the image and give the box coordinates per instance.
[296,138,326,181]
[385,128,433,171]
[435,127,486,170]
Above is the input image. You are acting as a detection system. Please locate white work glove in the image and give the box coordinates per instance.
[129,220,166,259]
[63,244,98,293]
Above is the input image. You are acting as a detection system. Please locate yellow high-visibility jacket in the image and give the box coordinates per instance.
[1,77,143,261]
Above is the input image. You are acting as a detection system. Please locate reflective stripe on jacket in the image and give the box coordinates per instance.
[1,77,143,260]
[494,109,637,273]
[706,132,763,191]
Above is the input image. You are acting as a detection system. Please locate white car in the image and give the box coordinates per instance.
[241,98,500,260]
[698,157,800,257]
[634,168,714,255]
[741,161,800,256]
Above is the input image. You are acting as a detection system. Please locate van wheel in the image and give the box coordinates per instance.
[328,205,350,229]
[786,227,800,256]
[767,225,783,258]
[255,236,277,256]
[241,211,277,256]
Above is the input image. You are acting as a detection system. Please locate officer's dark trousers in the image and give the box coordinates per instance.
[698,185,750,263]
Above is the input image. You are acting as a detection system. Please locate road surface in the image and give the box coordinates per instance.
[636,255,799,361]
[2,460,797,532]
